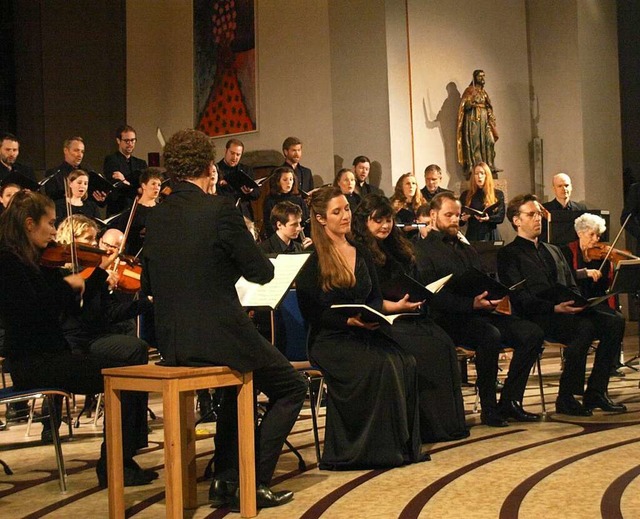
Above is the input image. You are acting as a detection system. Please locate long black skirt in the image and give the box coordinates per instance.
[309,328,425,470]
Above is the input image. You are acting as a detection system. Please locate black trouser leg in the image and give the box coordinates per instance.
[585,306,625,394]
[489,315,544,403]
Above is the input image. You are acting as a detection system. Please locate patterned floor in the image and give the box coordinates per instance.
[1,339,639,518]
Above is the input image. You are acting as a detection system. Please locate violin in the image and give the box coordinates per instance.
[40,241,104,269]
[585,243,639,264]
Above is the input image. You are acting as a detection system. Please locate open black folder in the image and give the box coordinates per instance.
[235,252,312,310]
[380,273,452,303]
[539,259,640,308]
[225,168,261,192]
[329,304,419,325]
[462,200,501,218]
[537,284,610,308]
[446,267,525,300]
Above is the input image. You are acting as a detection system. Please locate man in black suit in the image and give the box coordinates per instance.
[282,136,313,193]
[142,129,305,511]
[543,173,587,211]
[0,133,36,182]
[497,194,625,416]
[216,138,260,220]
[415,192,544,427]
[103,125,148,215]
[420,164,451,203]
[352,155,384,197]
[259,201,312,254]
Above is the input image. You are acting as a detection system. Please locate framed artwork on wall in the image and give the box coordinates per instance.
[194,0,257,137]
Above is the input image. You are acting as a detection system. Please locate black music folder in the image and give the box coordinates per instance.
[537,284,610,308]
[329,304,419,325]
[225,168,259,192]
[446,267,526,300]
[88,171,117,195]
[1,170,39,192]
[462,200,501,218]
[380,273,452,303]
[609,259,640,294]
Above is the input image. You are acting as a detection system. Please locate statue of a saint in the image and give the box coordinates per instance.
[456,70,499,177]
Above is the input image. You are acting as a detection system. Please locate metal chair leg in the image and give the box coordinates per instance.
[536,356,546,415]
[45,395,67,492]
[305,373,322,464]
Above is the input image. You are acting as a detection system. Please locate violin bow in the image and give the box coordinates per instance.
[598,213,632,272]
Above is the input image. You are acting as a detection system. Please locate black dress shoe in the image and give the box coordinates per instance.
[96,458,154,489]
[583,391,627,412]
[499,400,541,422]
[209,478,237,507]
[609,368,625,378]
[228,484,294,512]
[480,410,508,428]
[0,419,6,431]
[555,395,592,416]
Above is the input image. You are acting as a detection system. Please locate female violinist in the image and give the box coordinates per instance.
[54,169,99,225]
[561,213,626,377]
[0,191,155,487]
[460,161,505,241]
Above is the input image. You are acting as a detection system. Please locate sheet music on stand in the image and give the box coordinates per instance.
[235,252,312,309]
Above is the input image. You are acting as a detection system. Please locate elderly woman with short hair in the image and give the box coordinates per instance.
[562,213,626,377]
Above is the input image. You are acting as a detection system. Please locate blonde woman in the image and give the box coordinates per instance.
[460,162,504,241]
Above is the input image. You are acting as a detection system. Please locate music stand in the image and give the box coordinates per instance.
[607,259,640,371]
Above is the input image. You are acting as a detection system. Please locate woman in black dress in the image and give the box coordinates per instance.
[352,194,469,442]
[460,161,505,241]
[54,169,99,225]
[296,186,426,469]
[390,173,425,239]
[333,168,361,210]
[0,190,154,487]
[263,167,308,237]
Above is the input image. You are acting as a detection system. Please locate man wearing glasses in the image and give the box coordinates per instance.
[104,125,148,215]
[498,194,626,417]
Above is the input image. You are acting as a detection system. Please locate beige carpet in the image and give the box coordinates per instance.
[1,339,639,518]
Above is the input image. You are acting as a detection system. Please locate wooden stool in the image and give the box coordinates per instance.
[102,364,257,518]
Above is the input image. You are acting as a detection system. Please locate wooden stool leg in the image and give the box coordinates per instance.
[237,373,257,518]
[104,379,125,519]
[180,390,197,509]
[163,380,184,518]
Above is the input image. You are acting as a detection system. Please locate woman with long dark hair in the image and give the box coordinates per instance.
[0,190,154,487]
[296,187,426,469]
[263,166,309,237]
[460,161,505,241]
[352,194,468,442]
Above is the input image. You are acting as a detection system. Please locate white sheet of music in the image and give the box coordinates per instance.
[235,252,312,309]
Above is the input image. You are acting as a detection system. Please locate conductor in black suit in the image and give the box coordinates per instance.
[142,129,306,511]
[103,125,148,216]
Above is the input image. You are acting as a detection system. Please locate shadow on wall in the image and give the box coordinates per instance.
[423,81,463,189]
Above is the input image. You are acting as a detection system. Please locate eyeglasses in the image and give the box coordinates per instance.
[519,211,544,219]
[120,138,137,144]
